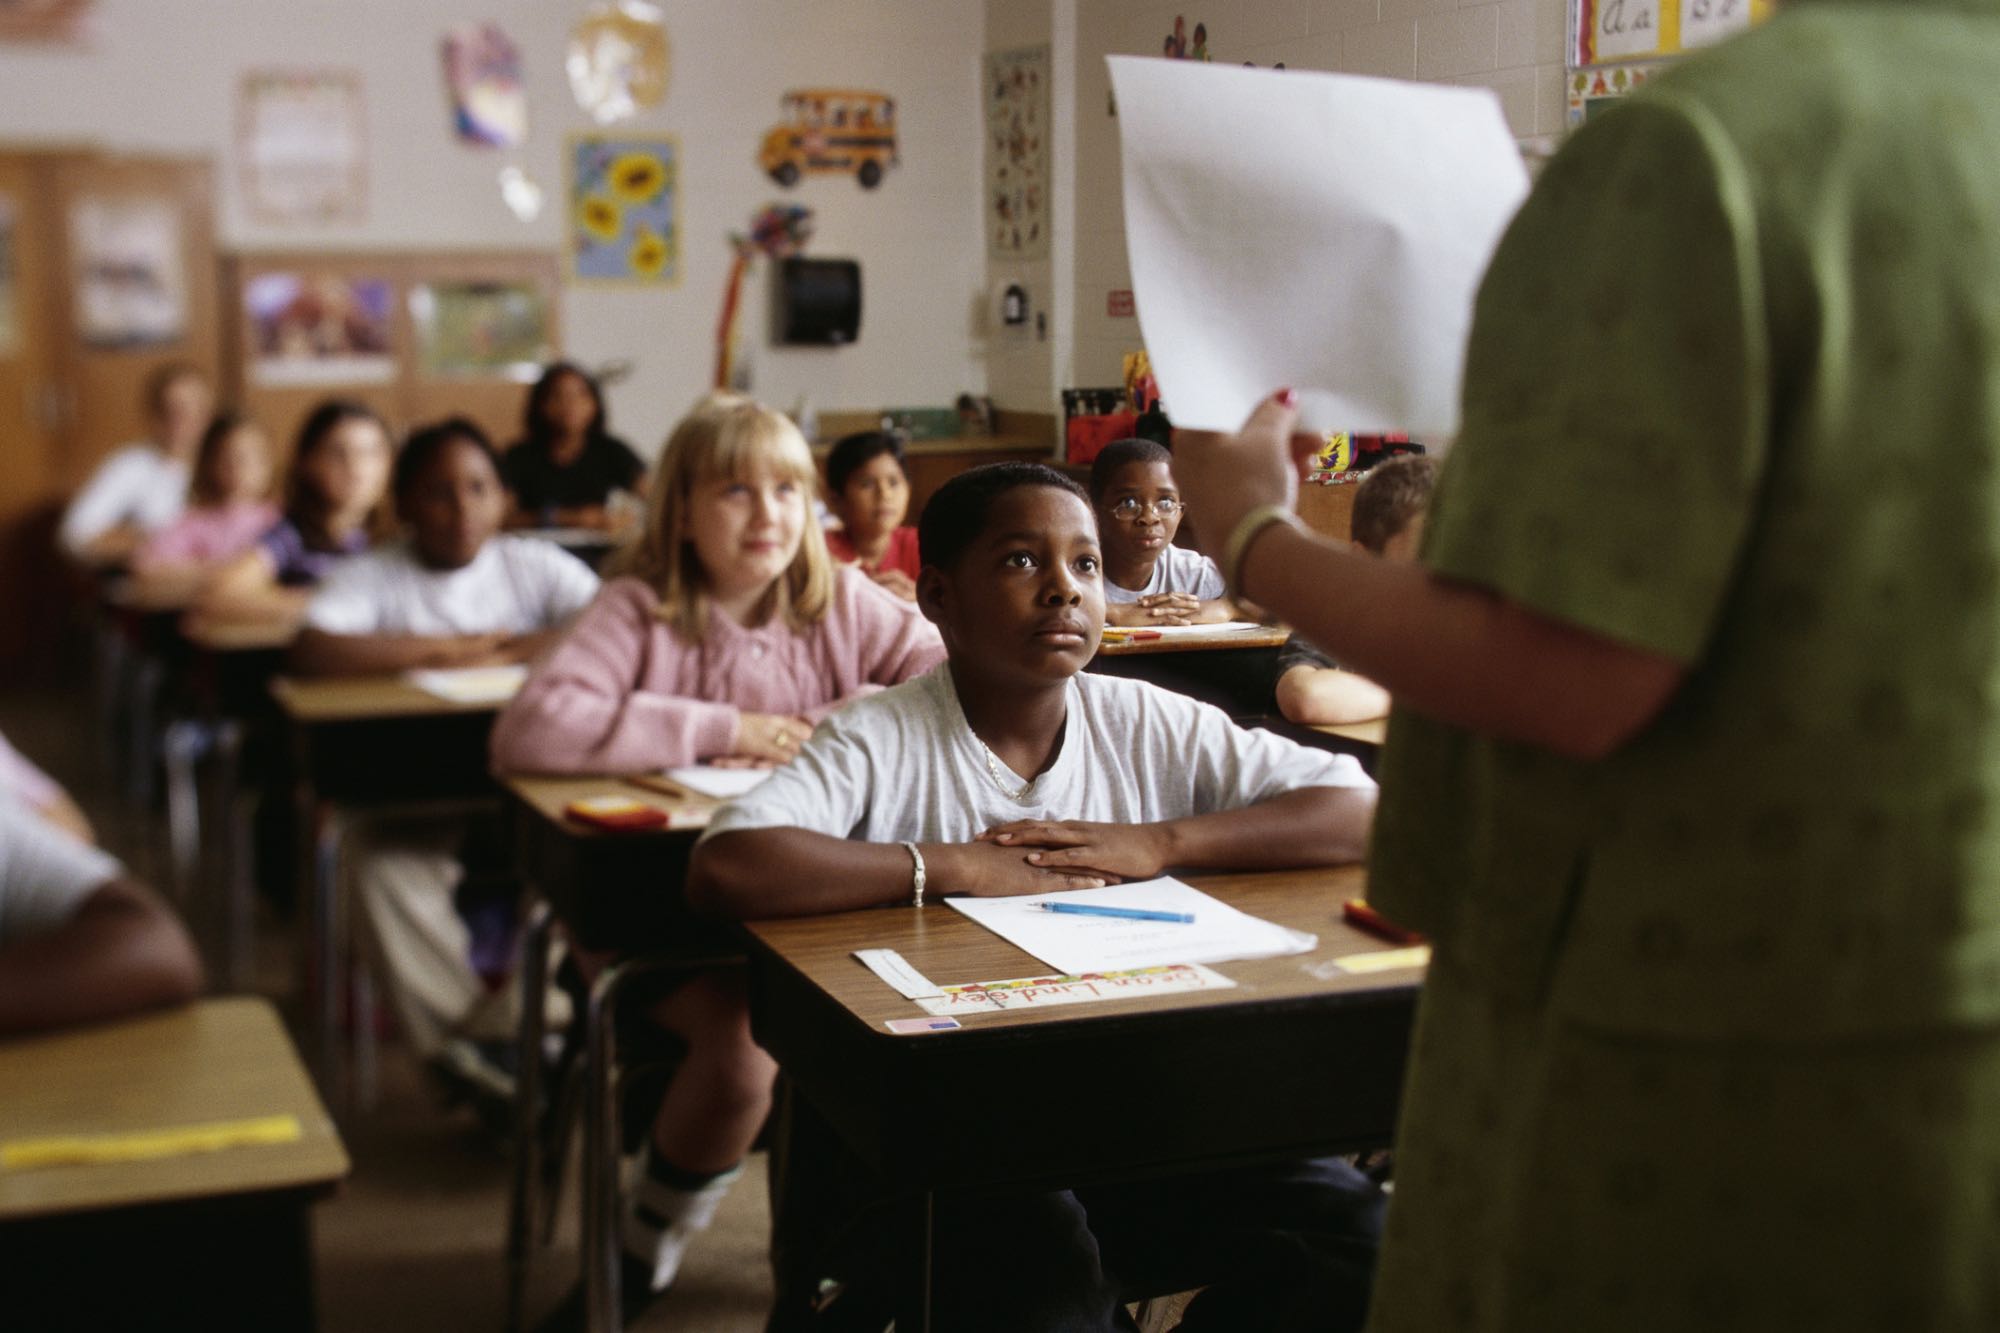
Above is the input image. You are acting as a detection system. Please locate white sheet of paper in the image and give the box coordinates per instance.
[1136,621,1265,638]
[403,665,529,704]
[1109,56,1528,437]
[946,877,1316,976]
[663,765,774,801]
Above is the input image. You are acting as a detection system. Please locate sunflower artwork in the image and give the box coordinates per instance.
[569,134,679,284]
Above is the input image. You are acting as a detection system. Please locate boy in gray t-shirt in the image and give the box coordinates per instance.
[691,462,1382,1333]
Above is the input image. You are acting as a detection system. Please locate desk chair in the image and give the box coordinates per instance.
[505,897,745,1333]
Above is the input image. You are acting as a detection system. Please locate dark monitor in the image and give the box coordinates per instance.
[773,257,861,345]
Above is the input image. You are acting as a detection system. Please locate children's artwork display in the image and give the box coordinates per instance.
[1569,0,1774,67]
[758,90,899,191]
[986,46,1049,259]
[69,196,187,349]
[566,0,670,125]
[569,135,679,285]
[410,280,551,380]
[239,69,367,225]
[0,196,17,356]
[243,271,395,386]
[440,22,526,149]
[1565,61,1668,125]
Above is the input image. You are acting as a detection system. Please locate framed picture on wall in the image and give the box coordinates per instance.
[69,194,188,349]
[243,270,396,386]
[568,133,679,286]
[409,280,551,380]
[239,69,368,226]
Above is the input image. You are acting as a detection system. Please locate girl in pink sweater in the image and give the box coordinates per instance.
[491,394,941,1325]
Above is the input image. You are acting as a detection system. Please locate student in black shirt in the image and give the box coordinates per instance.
[502,361,648,532]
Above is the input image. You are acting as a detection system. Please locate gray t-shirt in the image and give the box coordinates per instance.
[702,664,1373,846]
[1102,543,1228,604]
[0,799,121,946]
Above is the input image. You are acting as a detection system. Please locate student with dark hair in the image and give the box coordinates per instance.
[292,416,599,1104]
[690,461,1382,1331]
[1273,454,1439,727]
[503,362,647,532]
[821,429,920,599]
[60,363,212,567]
[197,399,393,627]
[1089,438,1235,626]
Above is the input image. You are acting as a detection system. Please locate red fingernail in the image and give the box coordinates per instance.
[1277,388,1298,408]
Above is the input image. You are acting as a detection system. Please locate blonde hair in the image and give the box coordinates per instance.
[614,393,834,640]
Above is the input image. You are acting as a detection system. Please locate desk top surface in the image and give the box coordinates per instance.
[1315,718,1388,746]
[1096,625,1291,657]
[271,673,513,723]
[503,772,723,837]
[180,614,298,655]
[742,864,1419,1039]
[0,996,349,1220]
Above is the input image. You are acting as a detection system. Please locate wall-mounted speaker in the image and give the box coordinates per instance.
[773,257,861,345]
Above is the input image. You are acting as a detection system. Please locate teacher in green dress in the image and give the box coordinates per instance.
[1175,1,2000,1328]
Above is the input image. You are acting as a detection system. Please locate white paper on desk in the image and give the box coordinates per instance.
[1141,621,1265,638]
[403,664,529,703]
[1109,56,1528,437]
[946,878,1316,976]
[662,765,773,801]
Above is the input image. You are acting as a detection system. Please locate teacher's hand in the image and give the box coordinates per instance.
[1172,389,1319,561]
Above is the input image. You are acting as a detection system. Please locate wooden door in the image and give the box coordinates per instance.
[46,152,220,490]
[0,151,68,674]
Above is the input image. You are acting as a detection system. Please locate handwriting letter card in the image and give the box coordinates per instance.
[1109,57,1527,437]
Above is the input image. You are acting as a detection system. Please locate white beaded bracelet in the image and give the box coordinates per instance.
[901,841,927,908]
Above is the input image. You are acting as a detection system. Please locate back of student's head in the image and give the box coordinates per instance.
[394,417,502,506]
[1087,437,1172,504]
[823,430,906,497]
[919,461,1090,572]
[188,412,270,506]
[286,399,391,533]
[615,393,833,638]
[1350,454,1439,555]
[522,360,609,448]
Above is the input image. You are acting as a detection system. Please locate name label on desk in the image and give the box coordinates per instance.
[912,963,1236,1017]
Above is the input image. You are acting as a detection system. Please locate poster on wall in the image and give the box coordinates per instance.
[1570,0,1773,68]
[758,90,898,191]
[1566,61,1668,126]
[441,22,527,149]
[244,271,396,386]
[410,281,552,379]
[986,45,1049,259]
[569,134,679,285]
[0,197,17,356]
[239,69,368,225]
[69,196,187,349]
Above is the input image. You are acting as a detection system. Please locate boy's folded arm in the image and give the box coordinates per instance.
[1158,786,1374,871]
[0,879,205,1035]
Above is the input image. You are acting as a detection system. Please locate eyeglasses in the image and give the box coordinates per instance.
[1109,496,1183,522]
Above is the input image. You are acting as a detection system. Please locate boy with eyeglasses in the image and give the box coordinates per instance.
[1089,437,1237,625]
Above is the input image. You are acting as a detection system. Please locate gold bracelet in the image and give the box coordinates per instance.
[1221,503,1300,601]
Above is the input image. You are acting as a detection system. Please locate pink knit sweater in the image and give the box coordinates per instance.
[489,567,944,774]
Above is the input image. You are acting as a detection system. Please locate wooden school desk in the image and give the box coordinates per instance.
[0,996,349,1331]
[1318,717,1388,747]
[272,673,512,1095]
[740,864,1423,1333]
[1089,623,1292,717]
[500,774,744,1333]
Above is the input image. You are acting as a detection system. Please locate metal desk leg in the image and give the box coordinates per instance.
[895,1190,935,1333]
[505,898,554,1333]
[212,720,252,991]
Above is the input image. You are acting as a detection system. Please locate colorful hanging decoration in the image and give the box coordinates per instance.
[567,1,670,125]
[714,203,813,389]
[441,22,527,148]
[568,134,679,285]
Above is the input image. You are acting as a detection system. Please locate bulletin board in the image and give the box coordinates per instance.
[1569,0,1774,68]
[223,249,560,462]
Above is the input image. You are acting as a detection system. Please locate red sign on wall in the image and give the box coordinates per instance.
[1107,289,1135,318]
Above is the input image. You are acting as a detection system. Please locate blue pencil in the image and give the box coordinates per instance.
[1039,902,1195,924]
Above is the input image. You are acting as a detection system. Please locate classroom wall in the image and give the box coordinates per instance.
[980,0,1566,410]
[0,0,989,454]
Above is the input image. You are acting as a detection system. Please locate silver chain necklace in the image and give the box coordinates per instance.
[978,738,1037,801]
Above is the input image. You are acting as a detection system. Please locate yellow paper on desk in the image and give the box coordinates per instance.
[1,1113,302,1171]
